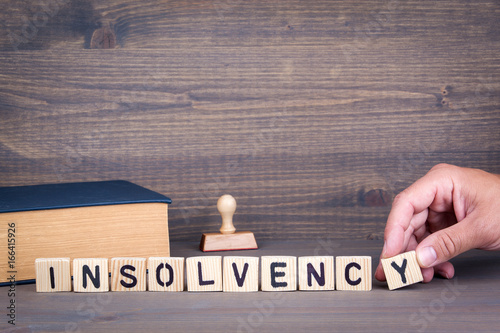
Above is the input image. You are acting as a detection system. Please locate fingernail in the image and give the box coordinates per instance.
[381,242,387,256]
[436,269,450,279]
[417,247,437,267]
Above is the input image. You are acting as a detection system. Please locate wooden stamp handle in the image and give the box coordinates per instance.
[217,194,236,234]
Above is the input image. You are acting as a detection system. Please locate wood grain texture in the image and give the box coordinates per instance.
[0,0,499,243]
[335,256,372,291]
[73,258,109,292]
[298,256,335,291]
[200,231,258,251]
[223,256,259,292]
[186,256,222,292]
[110,257,146,292]
[147,257,185,292]
[0,203,169,282]
[10,240,500,332]
[35,258,71,292]
[261,256,297,291]
[381,250,423,290]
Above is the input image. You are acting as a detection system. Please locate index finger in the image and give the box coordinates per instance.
[382,164,456,259]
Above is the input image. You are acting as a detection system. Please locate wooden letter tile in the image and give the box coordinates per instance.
[223,256,259,292]
[261,256,297,291]
[148,257,185,292]
[111,258,146,292]
[186,256,222,292]
[335,256,372,291]
[73,258,109,292]
[381,251,423,290]
[298,256,334,291]
[35,258,71,292]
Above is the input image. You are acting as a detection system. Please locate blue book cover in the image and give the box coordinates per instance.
[0,180,172,213]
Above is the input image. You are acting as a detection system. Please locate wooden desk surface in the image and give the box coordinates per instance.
[3,240,500,332]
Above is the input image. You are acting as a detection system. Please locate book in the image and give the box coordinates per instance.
[0,180,171,284]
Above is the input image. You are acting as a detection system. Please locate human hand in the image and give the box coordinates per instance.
[375,163,500,283]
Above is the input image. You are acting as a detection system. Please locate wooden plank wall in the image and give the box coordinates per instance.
[1,0,499,242]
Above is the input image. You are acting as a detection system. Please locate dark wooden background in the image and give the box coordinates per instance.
[1,0,499,242]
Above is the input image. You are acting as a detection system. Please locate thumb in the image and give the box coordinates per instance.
[416,218,478,268]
